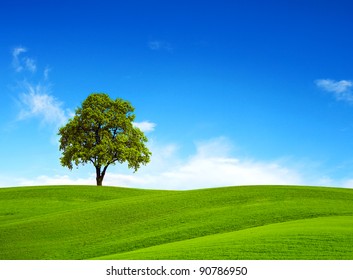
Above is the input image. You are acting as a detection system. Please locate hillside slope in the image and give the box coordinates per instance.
[0,185,352,259]
[99,216,353,260]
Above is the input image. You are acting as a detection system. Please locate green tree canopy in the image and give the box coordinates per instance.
[58,93,151,186]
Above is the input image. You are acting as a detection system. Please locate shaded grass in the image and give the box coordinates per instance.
[100,216,353,260]
[0,185,352,259]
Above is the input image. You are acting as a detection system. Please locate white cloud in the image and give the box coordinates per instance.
[12,47,27,72]
[133,121,156,132]
[17,82,70,127]
[24,57,37,72]
[315,79,353,103]
[103,137,304,189]
[44,66,51,80]
[11,46,70,129]
[336,178,353,189]
[12,46,27,57]
[148,40,172,52]
[12,46,36,73]
[15,175,95,187]
[6,137,353,190]
[315,79,353,93]
[195,137,233,158]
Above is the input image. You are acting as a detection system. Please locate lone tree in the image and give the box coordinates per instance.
[58,93,151,186]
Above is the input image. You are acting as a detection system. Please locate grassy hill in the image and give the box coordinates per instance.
[0,185,352,260]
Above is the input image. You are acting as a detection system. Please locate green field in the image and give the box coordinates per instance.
[0,185,352,260]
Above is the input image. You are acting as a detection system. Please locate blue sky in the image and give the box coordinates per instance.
[1,0,353,189]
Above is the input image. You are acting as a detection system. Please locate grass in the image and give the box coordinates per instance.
[103,216,353,260]
[0,185,352,260]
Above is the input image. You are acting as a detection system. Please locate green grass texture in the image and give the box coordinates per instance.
[0,185,352,260]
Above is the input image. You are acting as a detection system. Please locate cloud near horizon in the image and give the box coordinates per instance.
[10,137,314,190]
[104,138,304,189]
[5,136,353,190]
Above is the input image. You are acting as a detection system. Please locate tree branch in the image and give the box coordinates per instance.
[101,164,110,178]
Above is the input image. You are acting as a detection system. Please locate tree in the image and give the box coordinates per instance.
[58,93,151,186]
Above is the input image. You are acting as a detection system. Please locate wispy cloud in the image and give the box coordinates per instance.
[12,46,37,73]
[24,57,37,72]
[133,121,156,132]
[12,46,26,57]
[12,47,27,72]
[11,46,154,136]
[148,40,173,52]
[43,66,51,80]
[17,82,70,127]
[315,79,353,103]
[11,46,71,128]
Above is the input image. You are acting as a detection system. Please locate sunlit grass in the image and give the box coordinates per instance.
[0,185,352,259]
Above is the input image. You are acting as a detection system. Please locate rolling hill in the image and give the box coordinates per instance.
[0,185,352,260]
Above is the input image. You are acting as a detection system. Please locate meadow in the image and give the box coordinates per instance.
[0,185,352,260]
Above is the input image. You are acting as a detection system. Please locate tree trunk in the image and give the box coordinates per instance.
[96,166,104,186]
[96,175,104,186]
[95,165,109,186]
